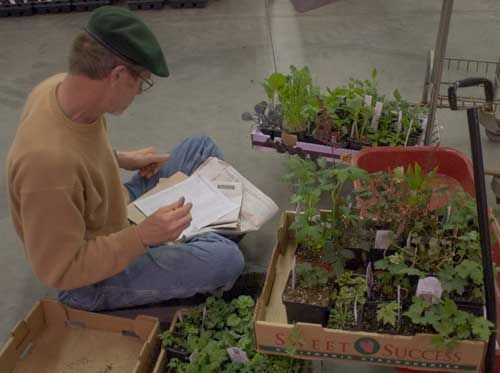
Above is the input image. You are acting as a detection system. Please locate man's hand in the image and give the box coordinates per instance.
[116,147,170,179]
[136,197,193,246]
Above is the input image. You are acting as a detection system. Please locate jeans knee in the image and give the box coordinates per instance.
[188,135,223,159]
[211,239,245,286]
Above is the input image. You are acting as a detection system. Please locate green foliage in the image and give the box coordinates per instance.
[276,66,320,132]
[376,302,399,327]
[331,272,367,308]
[295,263,330,289]
[328,308,355,329]
[322,69,425,145]
[163,295,302,372]
[262,72,286,106]
[404,297,495,350]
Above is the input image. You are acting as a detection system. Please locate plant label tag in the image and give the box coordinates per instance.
[189,350,199,364]
[178,313,183,322]
[227,347,249,364]
[416,277,443,304]
[406,231,412,247]
[354,295,358,323]
[374,230,394,250]
[282,133,297,147]
[364,95,373,107]
[404,119,414,147]
[201,305,207,330]
[397,111,403,132]
[445,205,452,225]
[291,255,297,290]
[365,262,374,298]
[371,102,384,130]
[397,285,402,322]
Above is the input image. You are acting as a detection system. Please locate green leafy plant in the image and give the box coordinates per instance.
[404,297,495,350]
[376,302,399,327]
[295,263,330,289]
[278,65,320,132]
[328,308,355,329]
[163,295,302,372]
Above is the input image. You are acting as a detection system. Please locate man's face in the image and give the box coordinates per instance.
[108,66,152,115]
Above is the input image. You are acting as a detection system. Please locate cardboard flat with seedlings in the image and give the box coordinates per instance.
[253,212,486,373]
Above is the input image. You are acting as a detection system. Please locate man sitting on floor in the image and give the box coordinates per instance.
[6,6,244,311]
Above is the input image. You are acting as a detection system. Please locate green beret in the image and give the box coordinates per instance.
[86,6,169,77]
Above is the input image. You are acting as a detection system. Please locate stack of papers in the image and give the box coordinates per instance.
[127,158,279,241]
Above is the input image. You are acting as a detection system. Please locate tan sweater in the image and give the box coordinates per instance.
[7,74,145,290]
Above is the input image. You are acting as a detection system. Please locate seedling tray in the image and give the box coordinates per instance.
[167,0,207,8]
[71,0,109,11]
[253,212,489,373]
[250,116,428,164]
[0,2,32,17]
[128,0,163,10]
[33,0,70,13]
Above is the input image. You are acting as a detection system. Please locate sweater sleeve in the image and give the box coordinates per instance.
[20,188,145,290]
[12,151,146,290]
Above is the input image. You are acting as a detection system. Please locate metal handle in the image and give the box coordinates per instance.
[448,78,495,110]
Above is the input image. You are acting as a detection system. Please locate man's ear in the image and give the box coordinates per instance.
[109,65,128,87]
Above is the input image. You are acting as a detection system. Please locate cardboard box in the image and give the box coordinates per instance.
[253,212,487,373]
[0,299,161,373]
[152,310,184,373]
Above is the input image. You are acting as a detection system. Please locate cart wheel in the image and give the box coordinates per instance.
[485,128,500,142]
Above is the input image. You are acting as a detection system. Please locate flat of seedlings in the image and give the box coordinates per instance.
[254,212,487,373]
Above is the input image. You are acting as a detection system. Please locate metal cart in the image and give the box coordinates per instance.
[421,0,500,144]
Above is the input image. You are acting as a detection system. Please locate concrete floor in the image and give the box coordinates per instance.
[1,0,500,371]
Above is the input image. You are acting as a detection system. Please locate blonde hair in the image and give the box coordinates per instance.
[69,32,142,80]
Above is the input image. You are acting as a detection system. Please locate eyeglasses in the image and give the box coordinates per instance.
[138,74,154,92]
[123,65,154,92]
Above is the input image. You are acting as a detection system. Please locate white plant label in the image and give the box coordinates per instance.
[416,277,443,304]
[397,285,402,322]
[375,230,394,250]
[406,231,412,247]
[354,295,358,324]
[445,205,452,225]
[364,95,373,107]
[227,347,249,364]
[397,111,403,132]
[291,255,297,290]
[189,350,199,364]
[366,262,374,298]
[371,102,384,130]
[404,119,414,147]
[201,305,207,330]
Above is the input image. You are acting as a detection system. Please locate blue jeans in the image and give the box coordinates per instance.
[58,136,245,311]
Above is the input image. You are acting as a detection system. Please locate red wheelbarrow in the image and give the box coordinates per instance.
[352,146,500,373]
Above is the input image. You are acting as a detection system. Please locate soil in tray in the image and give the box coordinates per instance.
[369,271,415,303]
[296,244,368,274]
[398,316,435,336]
[283,282,330,307]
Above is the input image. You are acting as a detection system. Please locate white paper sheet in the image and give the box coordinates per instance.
[193,157,279,233]
[133,174,239,230]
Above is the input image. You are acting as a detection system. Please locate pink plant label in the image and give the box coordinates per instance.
[416,277,443,304]
[364,95,373,107]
